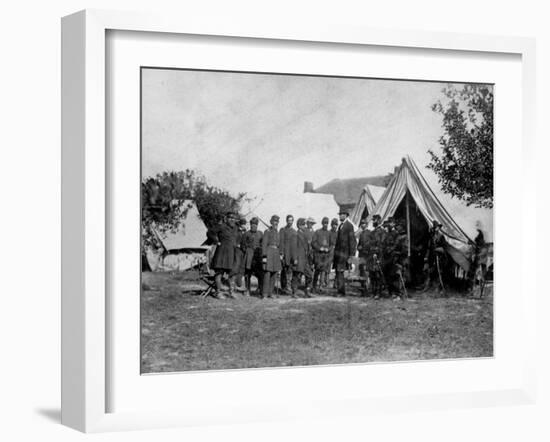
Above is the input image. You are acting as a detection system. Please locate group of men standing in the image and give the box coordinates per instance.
[356,216,450,299]
[356,215,409,299]
[207,210,358,299]
[207,209,451,300]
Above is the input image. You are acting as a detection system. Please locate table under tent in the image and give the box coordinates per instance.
[368,156,478,289]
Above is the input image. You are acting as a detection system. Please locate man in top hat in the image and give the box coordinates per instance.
[333,209,357,296]
[241,217,264,297]
[207,211,240,299]
[291,218,314,297]
[279,214,297,294]
[262,215,282,298]
[312,216,334,293]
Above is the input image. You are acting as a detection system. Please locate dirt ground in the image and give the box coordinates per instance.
[141,271,493,373]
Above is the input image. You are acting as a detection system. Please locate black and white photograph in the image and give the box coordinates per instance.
[140,67,494,374]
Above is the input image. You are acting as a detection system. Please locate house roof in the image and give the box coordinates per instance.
[313,176,389,206]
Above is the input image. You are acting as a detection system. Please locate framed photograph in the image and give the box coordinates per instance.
[61,9,537,433]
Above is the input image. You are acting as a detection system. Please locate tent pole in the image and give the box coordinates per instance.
[406,190,411,257]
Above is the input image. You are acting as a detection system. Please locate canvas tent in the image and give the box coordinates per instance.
[369,156,492,275]
[144,200,210,272]
[350,184,386,225]
[241,192,340,228]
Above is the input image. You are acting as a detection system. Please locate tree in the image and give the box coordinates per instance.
[428,84,493,209]
[141,170,246,249]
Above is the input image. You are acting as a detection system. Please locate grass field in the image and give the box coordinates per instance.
[141,271,493,373]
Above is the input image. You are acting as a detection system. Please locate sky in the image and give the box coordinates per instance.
[141,68,493,240]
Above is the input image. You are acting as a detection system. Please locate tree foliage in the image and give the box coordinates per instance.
[141,170,246,249]
[428,84,494,209]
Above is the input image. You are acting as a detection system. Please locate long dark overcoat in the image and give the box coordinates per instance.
[279,226,297,265]
[262,227,282,272]
[242,230,263,271]
[333,219,357,271]
[294,229,313,276]
[363,226,386,271]
[208,223,239,271]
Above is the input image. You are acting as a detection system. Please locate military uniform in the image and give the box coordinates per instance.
[262,226,282,297]
[388,230,409,297]
[468,230,487,292]
[367,225,386,297]
[421,224,448,294]
[312,227,334,290]
[291,226,313,296]
[208,223,239,271]
[382,226,398,295]
[304,227,314,245]
[357,228,373,295]
[207,217,240,298]
[328,223,338,287]
[279,225,297,292]
[231,229,245,277]
[242,228,263,295]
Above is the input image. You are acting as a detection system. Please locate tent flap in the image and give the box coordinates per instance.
[371,156,474,271]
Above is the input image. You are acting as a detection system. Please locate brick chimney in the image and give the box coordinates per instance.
[303,181,314,193]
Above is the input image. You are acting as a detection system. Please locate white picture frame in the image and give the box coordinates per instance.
[61,9,537,433]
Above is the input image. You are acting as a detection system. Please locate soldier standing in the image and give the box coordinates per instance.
[328,218,339,288]
[382,217,398,296]
[368,214,386,299]
[305,217,316,244]
[261,215,282,299]
[291,218,314,298]
[305,217,317,276]
[279,215,297,294]
[421,220,448,296]
[333,210,357,297]
[241,217,264,297]
[231,217,248,292]
[356,218,372,297]
[468,227,487,295]
[312,217,333,293]
[207,212,239,299]
[389,223,409,299]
